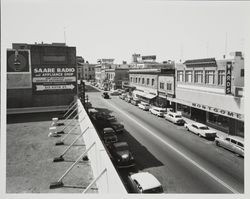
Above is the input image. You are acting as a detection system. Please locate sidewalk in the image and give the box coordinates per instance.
[182,116,229,138]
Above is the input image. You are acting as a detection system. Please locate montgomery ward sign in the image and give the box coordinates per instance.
[226,62,232,94]
[32,66,77,94]
[192,103,243,121]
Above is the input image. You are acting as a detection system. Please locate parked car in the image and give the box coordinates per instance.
[215,135,244,157]
[102,92,110,99]
[138,102,150,111]
[110,90,120,96]
[119,93,127,100]
[125,96,133,103]
[131,99,140,106]
[164,112,186,125]
[102,127,118,145]
[110,121,124,133]
[117,89,126,95]
[185,122,217,140]
[149,106,166,117]
[108,142,135,168]
[127,172,164,193]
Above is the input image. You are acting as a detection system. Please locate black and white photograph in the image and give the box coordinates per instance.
[1,0,249,198]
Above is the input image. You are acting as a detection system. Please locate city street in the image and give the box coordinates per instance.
[86,87,244,193]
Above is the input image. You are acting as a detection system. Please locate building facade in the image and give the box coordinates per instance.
[105,68,129,90]
[7,42,77,113]
[170,52,244,137]
[129,68,175,106]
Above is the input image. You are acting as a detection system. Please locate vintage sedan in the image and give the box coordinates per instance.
[102,127,118,145]
[164,112,186,125]
[185,122,217,140]
[108,142,135,168]
[102,92,110,99]
[127,172,164,193]
[215,135,244,157]
[109,121,124,133]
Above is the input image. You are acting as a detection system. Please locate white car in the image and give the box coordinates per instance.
[215,135,244,157]
[164,112,186,125]
[127,172,163,193]
[185,122,217,139]
[149,107,166,117]
[138,102,150,111]
[110,90,120,96]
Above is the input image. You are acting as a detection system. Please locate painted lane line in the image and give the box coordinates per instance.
[103,98,239,194]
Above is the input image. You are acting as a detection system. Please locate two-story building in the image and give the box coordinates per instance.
[105,67,129,90]
[129,67,175,107]
[170,52,244,137]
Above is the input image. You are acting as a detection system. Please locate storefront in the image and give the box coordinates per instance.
[133,90,156,104]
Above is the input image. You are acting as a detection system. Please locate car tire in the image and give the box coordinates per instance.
[215,141,220,146]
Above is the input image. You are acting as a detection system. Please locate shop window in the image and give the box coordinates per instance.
[177,71,184,82]
[207,112,229,131]
[205,70,215,84]
[177,104,191,117]
[185,71,192,83]
[218,70,225,86]
[194,70,203,83]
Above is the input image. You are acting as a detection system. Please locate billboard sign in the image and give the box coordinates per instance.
[7,49,32,89]
[226,62,232,94]
[32,66,77,94]
[142,55,156,61]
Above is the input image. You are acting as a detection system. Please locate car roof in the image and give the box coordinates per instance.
[192,122,207,128]
[227,135,244,143]
[113,142,128,148]
[131,172,161,190]
[103,127,114,132]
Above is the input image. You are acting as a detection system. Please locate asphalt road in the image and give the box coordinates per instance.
[86,87,244,193]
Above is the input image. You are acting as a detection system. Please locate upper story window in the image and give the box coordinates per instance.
[147,78,150,85]
[130,77,133,82]
[142,78,145,84]
[205,70,215,84]
[135,77,137,83]
[218,70,225,86]
[152,79,155,86]
[185,71,193,83]
[160,82,164,89]
[167,83,172,90]
[194,70,203,83]
[241,69,244,77]
[138,78,141,84]
[177,71,184,82]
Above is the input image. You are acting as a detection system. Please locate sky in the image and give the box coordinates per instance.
[1,0,250,64]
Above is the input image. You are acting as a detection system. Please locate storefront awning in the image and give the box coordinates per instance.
[133,90,157,99]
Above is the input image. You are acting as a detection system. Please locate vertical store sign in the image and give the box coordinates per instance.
[225,61,232,94]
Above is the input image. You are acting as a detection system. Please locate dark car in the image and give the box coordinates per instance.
[102,92,110,99]
[108,142,135,168]
[110,121,124,133]
[103,127,118,145]
[131,99,140,106]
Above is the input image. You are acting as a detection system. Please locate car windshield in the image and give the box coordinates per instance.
[143,186,163,193]
[115,145,129,151]
[175,115,182,118]
[199,126,209,130]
